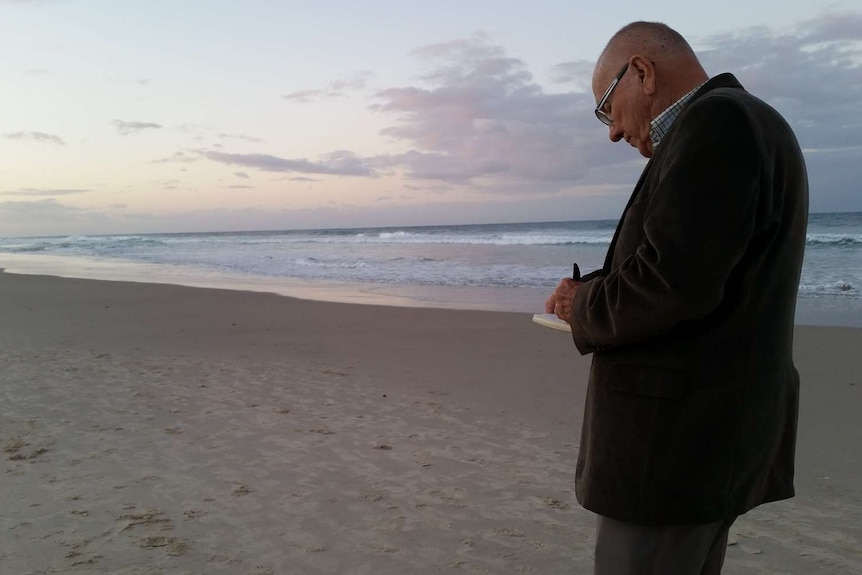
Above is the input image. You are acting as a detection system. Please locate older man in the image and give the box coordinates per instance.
[545,22,808,575]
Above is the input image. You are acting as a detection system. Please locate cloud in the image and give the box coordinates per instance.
[403,183,454,195]
[283,89,342,103]
[283,71,373,103]
[218,133,264,143]
[695,12,862,151]
[802,10,862,42]
[4,131,65,145]
[799,145,862,212]
[234,172,250,179]
[331,70,373,92]
[0,199,87,235]
[150,151,199,164]
[376,194,410,202]
[283,89,324,103]
[175,123,209,134]
[112,120,162,136]
[201,150,376,177]
[1,188,89,196]
[549,60,595,91]
[370,34,617,186]
[0,198,152,237]
[0,198,72,214]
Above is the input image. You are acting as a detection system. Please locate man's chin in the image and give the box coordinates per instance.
[635,140,653,158]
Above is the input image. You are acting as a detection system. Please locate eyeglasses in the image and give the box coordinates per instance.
[594,63,629,126]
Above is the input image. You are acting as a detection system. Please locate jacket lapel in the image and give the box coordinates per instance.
[601,159,653,273]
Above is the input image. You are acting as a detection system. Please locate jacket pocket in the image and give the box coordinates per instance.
[607,364,687,400]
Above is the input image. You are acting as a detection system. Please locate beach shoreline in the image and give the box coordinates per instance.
[1,271,861,574]
[0,253,553,314]
[2,252,862,327]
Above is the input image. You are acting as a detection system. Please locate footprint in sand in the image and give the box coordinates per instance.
[118,509,173,530]
[4,436,27,453]
[493,527,526,538]
[70,554,103,567]
[542,497,570,511]
[8,447,48,461]
[232,484,253,497]
[138,535,189,556]
[183,507,207,519]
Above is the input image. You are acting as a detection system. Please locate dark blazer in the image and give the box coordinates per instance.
[570,74,808,525]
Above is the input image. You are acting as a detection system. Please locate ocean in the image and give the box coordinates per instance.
[1,212,860,325]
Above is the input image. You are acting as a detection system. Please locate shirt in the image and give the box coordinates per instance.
[649,82,707,148]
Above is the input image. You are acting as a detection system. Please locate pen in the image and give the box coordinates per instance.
[572,263,581,281]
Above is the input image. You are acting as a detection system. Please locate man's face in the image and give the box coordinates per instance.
[593,59,654,158]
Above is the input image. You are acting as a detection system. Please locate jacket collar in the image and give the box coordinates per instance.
[689,73,744,101]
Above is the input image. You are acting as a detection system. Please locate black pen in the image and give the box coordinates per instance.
[572,263,581,281]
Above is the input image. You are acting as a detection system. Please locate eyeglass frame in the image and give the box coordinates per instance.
[594,62,630,126]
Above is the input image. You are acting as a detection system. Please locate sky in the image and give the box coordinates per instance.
[1,0,861,236]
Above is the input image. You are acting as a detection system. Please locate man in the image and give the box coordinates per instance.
[545,22,808,575]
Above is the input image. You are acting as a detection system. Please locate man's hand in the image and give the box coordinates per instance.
[545,278,582,323]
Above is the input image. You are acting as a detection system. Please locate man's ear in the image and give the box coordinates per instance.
[630,55,656,96]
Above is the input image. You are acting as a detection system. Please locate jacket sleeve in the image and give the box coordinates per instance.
[571,94,762,354]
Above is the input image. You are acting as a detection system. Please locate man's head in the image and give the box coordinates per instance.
[592,22,708,157]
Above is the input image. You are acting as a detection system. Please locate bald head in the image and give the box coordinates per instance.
[603,22,697,63]
[594,22,708,113]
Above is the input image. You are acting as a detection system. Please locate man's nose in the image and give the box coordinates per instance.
[608,124,624,143]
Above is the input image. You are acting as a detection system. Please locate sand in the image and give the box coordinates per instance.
[1,271,860,574]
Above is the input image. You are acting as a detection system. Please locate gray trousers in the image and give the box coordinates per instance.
[594,515,736,575]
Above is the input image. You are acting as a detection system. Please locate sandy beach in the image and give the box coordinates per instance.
[1,271,861,574]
